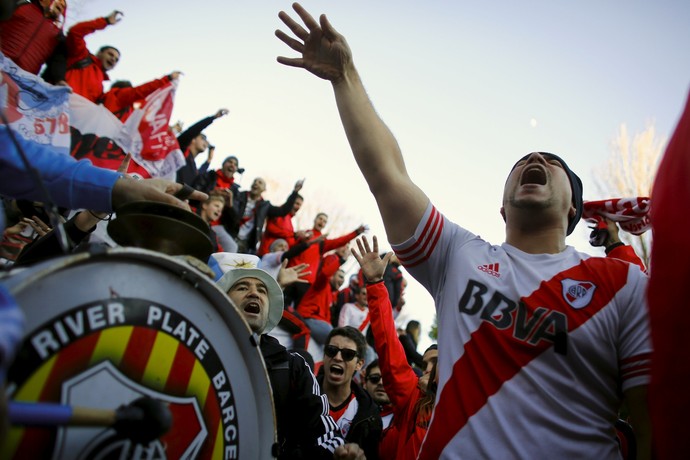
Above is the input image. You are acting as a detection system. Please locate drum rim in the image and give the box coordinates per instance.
[3,247,278,456]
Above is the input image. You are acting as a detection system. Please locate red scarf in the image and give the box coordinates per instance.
[583,197,651,235]
[214,172,235,191]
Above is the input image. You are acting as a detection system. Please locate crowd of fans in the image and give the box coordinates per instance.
[2,1,688,459]
[0,2,437,459]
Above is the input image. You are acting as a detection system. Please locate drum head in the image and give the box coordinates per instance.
[1,248,276,459]
[107,201,213,261]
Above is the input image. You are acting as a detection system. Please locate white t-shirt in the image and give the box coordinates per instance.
[237,198,257,240]
[392,203,651,460]
[338,302,369,333]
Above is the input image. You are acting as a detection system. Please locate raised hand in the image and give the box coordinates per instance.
[278,260,311,289]
[106,10,123,25]
[276,2,353,82]
[351,235,392,283]
[215,108,229,118]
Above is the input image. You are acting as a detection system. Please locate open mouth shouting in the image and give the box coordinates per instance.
[329,364,345,377]
[243,301,261,316]
[520,165,547,186]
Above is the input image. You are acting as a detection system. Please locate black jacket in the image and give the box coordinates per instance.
[260,334,344,459]
[175,115,215,186]
[316,374,383,459]
[224,190,299,254]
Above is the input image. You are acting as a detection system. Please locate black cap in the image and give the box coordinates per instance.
[223,155,245,174]
[513,152,583,236]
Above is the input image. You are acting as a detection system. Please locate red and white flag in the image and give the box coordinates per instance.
[125,81,185,178]
[0,52,71,154]
[69,80,184,180]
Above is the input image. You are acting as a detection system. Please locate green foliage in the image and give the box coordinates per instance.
[429,314,438,340]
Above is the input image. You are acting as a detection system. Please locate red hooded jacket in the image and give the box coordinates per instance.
[296,254,341,323]
[64,17,110,102]
[368,281,430,460]
[0,2,61,74]
[257,213,297,257]
[289,229,358,284]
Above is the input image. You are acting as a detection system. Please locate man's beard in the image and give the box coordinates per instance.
[506,184,555,211]
[509,195,553,210]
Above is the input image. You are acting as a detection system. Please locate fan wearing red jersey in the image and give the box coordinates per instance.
[276,4,652,459]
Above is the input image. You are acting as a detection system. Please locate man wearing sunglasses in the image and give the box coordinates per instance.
[362,360,393,430]
[276,4,652,459]
[217,263,365,459]
[317,326,382,460]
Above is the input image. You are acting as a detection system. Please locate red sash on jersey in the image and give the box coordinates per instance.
[419,257,628,459]
[358,312,371,332]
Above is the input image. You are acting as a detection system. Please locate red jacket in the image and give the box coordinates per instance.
[101,76,170,121]
[606,244,646,273]
[296,254,340,322]
[648,91,690,459]
[289,229,358,284]
[368,281,429,460]
[64,17,110,102]
[0,2,61,74]
[257,213,296,256]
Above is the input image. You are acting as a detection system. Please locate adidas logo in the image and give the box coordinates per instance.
[478,263,500,278]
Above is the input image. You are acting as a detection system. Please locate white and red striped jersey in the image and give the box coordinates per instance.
[392,203,651,459]
[338,302,370,333]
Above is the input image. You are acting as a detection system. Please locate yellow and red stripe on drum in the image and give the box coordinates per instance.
[3,325,228,459]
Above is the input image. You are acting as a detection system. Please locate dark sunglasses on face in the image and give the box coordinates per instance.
[366,374,382,384]
[324,345,358,361]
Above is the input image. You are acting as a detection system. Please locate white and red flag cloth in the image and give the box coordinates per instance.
[582,197,651,235]
[69,80,184,180]
[0,52,71,154]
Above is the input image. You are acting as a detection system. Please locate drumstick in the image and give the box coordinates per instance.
[8,396,172,444]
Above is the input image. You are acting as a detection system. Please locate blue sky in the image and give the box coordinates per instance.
[68,1,690,349]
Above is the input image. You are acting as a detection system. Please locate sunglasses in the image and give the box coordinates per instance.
[366,374,382,384]
[324,345,358,361]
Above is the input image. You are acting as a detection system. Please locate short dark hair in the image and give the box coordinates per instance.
[98,45,120,55]
[364,359,380,378]
[423,343,438,355]
[326,326,366,360]
[406,320,421,335]
[110,80,132,89]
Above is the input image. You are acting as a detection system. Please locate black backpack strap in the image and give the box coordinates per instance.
[68,56,93,71]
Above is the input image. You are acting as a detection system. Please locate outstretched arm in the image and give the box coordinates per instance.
[276,3,428,244]
[351,236,420,408]
[66,11,121,64]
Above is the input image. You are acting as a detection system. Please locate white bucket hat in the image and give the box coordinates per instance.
[213,253,284,334]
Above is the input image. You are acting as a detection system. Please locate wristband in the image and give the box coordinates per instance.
[88,210,112,221]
